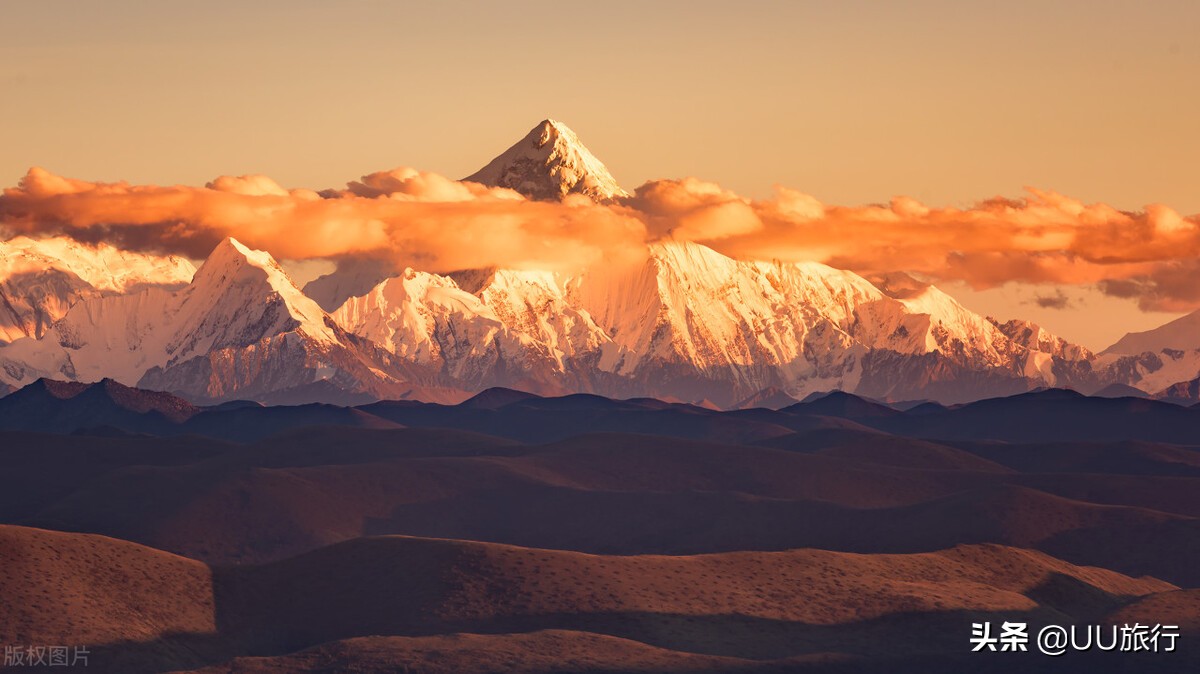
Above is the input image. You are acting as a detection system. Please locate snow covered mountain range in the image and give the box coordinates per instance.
[0,238,453,404]
[1,121,1197,406]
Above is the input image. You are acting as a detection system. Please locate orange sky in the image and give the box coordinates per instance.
[1,1,1198,350]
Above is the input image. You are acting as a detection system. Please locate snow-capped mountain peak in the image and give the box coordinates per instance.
[463,119,629,202]
[190,237,334,341]
[185,238,337,347]
[194,237,298,291]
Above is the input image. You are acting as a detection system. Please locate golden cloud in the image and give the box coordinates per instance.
[627,178,764,241]
[702,186,1200,310]
[2,168,1199,310]
[0,167,647,273]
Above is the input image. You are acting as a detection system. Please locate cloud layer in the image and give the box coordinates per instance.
[2,168,1198,310]
[0,167,647,273]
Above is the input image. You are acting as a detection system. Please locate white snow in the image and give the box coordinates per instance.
[330,239,1095,401]
[0,237,338,388]
[0,232,1140,403]
[0,236,195,344]
[1104,309,1200,355]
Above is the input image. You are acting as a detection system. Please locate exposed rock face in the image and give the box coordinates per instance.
[463,119,629,202]
[1155,376,1200,404]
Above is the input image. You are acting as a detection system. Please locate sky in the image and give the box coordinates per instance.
[1,0,1198,350]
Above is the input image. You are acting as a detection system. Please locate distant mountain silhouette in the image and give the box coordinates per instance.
[784,390,900,420]
[863,388,1200,444]
[459,386,539,410]
[0,378,198,434]
[1091,382,1152,399]
[1,379,1198,445]
[734,387,799,410]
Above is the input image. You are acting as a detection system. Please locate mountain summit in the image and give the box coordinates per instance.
[464,119,629,201]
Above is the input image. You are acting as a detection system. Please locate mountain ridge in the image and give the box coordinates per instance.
[0,231,1183,407]
[327,238,1115,406]
[1,121,1196,407]
[4,377,1199,447]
